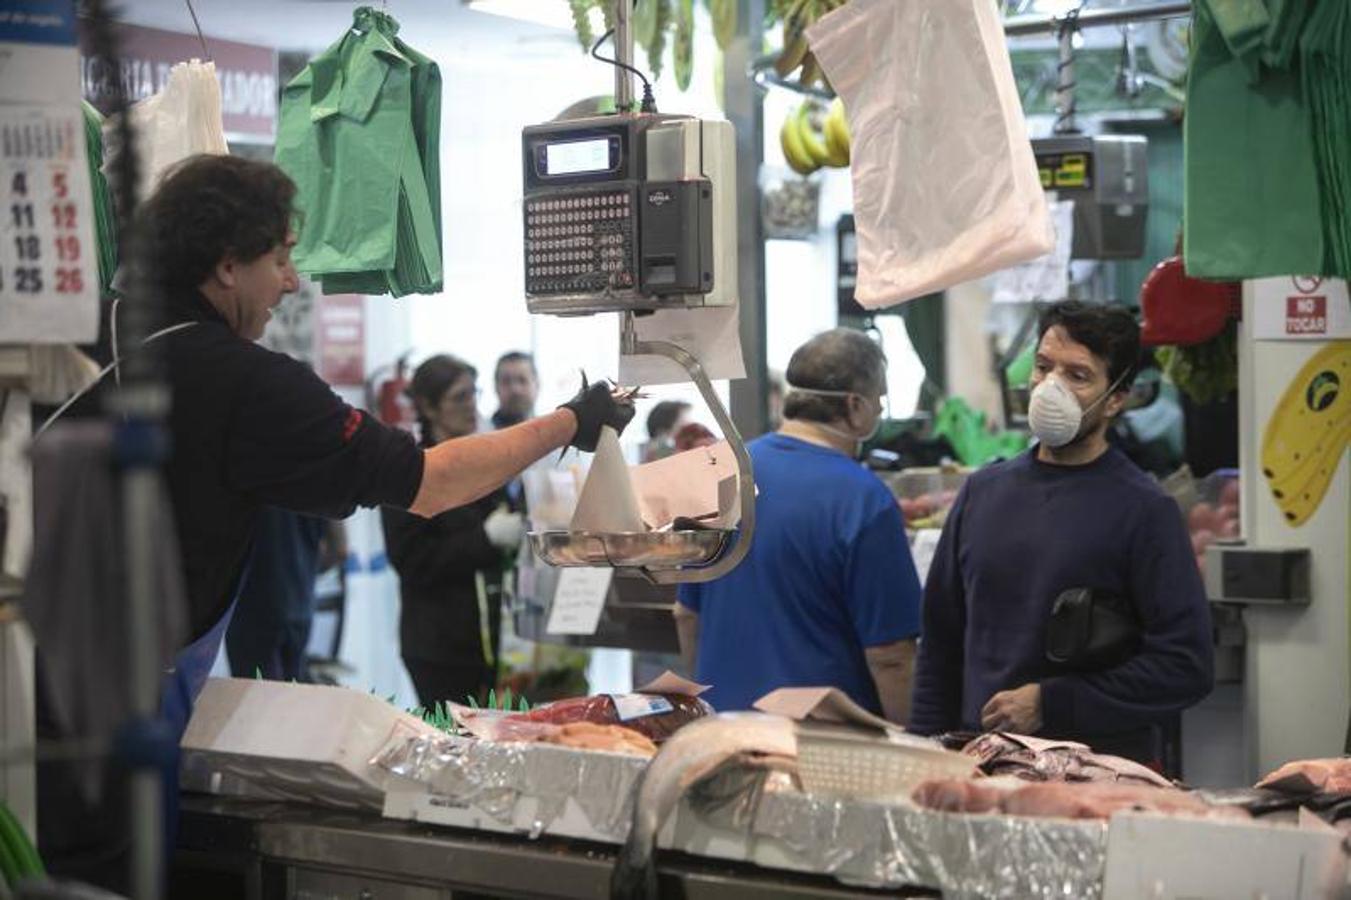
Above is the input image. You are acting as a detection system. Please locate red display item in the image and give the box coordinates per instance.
[507,692,713,743]
[1139,256,1240,347]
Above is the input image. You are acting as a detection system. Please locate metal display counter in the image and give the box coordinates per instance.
[173,794,933,899]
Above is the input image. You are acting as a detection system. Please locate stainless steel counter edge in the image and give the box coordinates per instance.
[178,795,929,899]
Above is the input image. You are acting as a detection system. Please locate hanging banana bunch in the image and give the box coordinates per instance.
[647,0,671,78]
[674,0,695,90]
[561,0,708,92]
[770,0,849,90]
[779,98,851,175]
[709,0,738,50]
[568,0,598,51]
[633,0,658,51]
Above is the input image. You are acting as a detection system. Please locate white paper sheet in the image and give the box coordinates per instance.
[993,199,1075,305]
[545,568,614,636]
[569,427,644,533]
[618,306,745,386]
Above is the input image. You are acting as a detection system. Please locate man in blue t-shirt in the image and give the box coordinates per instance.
[910,302,1214,767]
[676,329,922,723]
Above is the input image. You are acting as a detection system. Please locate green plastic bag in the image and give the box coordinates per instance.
[1301,0,1351,274]
[276,7,443,297]
[82,101,118,297]
[1184,0,1327,279]
[932,397,1028,467]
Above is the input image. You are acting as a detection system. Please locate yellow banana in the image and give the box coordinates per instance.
[1264,413,1351,496]
[1266,429,1349,527]
[1260,342,1351,527]
[779,112,819,176]
[1262,343,1350,481]
[823,97,850,167]
[795,103,834,168]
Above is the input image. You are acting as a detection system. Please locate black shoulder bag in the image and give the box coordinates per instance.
[1045,587,1142,670]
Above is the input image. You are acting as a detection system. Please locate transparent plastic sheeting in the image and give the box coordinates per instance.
[709,777,1109,900]
[372,732,1109,898]
[806,0,1054,308]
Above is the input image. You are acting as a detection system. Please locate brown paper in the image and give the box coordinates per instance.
[753,686,894,732]
[635,671,711,697]
[631,440,740,530]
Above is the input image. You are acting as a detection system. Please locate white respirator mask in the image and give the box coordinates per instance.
[1027,371,1129,449]
[787,383,883,453]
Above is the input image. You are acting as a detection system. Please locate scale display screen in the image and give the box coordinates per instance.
[544,138,613,176]
[1036,150,1093,190]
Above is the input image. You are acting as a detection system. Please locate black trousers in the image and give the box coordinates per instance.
[403,656,494,709]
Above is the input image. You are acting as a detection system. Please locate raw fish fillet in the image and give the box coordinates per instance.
[611,713,797,899]
[913,778,1249,822]
[1257,758,1351,795]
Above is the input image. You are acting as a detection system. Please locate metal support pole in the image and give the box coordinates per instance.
[85,2,170,896]
[124,468,163,900]
[725,0,768,439]
[614,0,634,112]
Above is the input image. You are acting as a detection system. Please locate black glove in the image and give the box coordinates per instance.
[559,376,636,453]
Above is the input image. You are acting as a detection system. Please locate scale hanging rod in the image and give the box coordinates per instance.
[614,0,634,111]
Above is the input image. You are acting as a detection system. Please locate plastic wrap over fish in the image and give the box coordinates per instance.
[372,731,649,840]
[690,781,1108,898]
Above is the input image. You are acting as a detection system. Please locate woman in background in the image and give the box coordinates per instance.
[381,355,524,707]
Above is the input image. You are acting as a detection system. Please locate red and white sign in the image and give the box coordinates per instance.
[78,22,277,142]
[1253,277,1351,341]
[316,295,365,387]
[1285,295,1328,335]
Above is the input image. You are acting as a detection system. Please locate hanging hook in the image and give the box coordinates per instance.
[183,0,212,61]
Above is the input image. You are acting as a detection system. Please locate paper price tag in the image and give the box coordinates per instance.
[0,104,100,343]
[608,693,674,722]
[544,567,613,636]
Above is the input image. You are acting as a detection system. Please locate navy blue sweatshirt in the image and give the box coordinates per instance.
[910,447,1214,757]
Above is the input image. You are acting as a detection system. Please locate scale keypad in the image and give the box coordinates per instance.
[524,190,635,295]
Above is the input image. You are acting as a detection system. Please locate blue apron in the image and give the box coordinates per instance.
[161,600,238,739]
[158,562,248,847]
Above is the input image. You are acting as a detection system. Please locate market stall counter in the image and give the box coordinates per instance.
[175,679,1350,900]
[172,794,931,899]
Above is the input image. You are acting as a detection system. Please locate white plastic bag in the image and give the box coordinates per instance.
[105,59,229,202]
[807,0,1054,309]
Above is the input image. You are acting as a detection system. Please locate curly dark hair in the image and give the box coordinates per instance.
[134,154,296,295]
[1037,301,1142,390]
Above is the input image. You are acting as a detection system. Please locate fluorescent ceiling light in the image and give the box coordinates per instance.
[465,0,602,32]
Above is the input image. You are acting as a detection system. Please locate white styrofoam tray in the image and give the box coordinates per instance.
[181,677,439,811]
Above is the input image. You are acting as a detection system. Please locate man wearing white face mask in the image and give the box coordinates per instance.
[674,329,923,724]
[910,302,1213,768]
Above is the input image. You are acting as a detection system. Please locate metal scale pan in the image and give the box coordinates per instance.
[525,314,755,585]
[529,529,731,570]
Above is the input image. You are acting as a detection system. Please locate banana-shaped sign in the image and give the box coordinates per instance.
[1261,342,1351,526]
